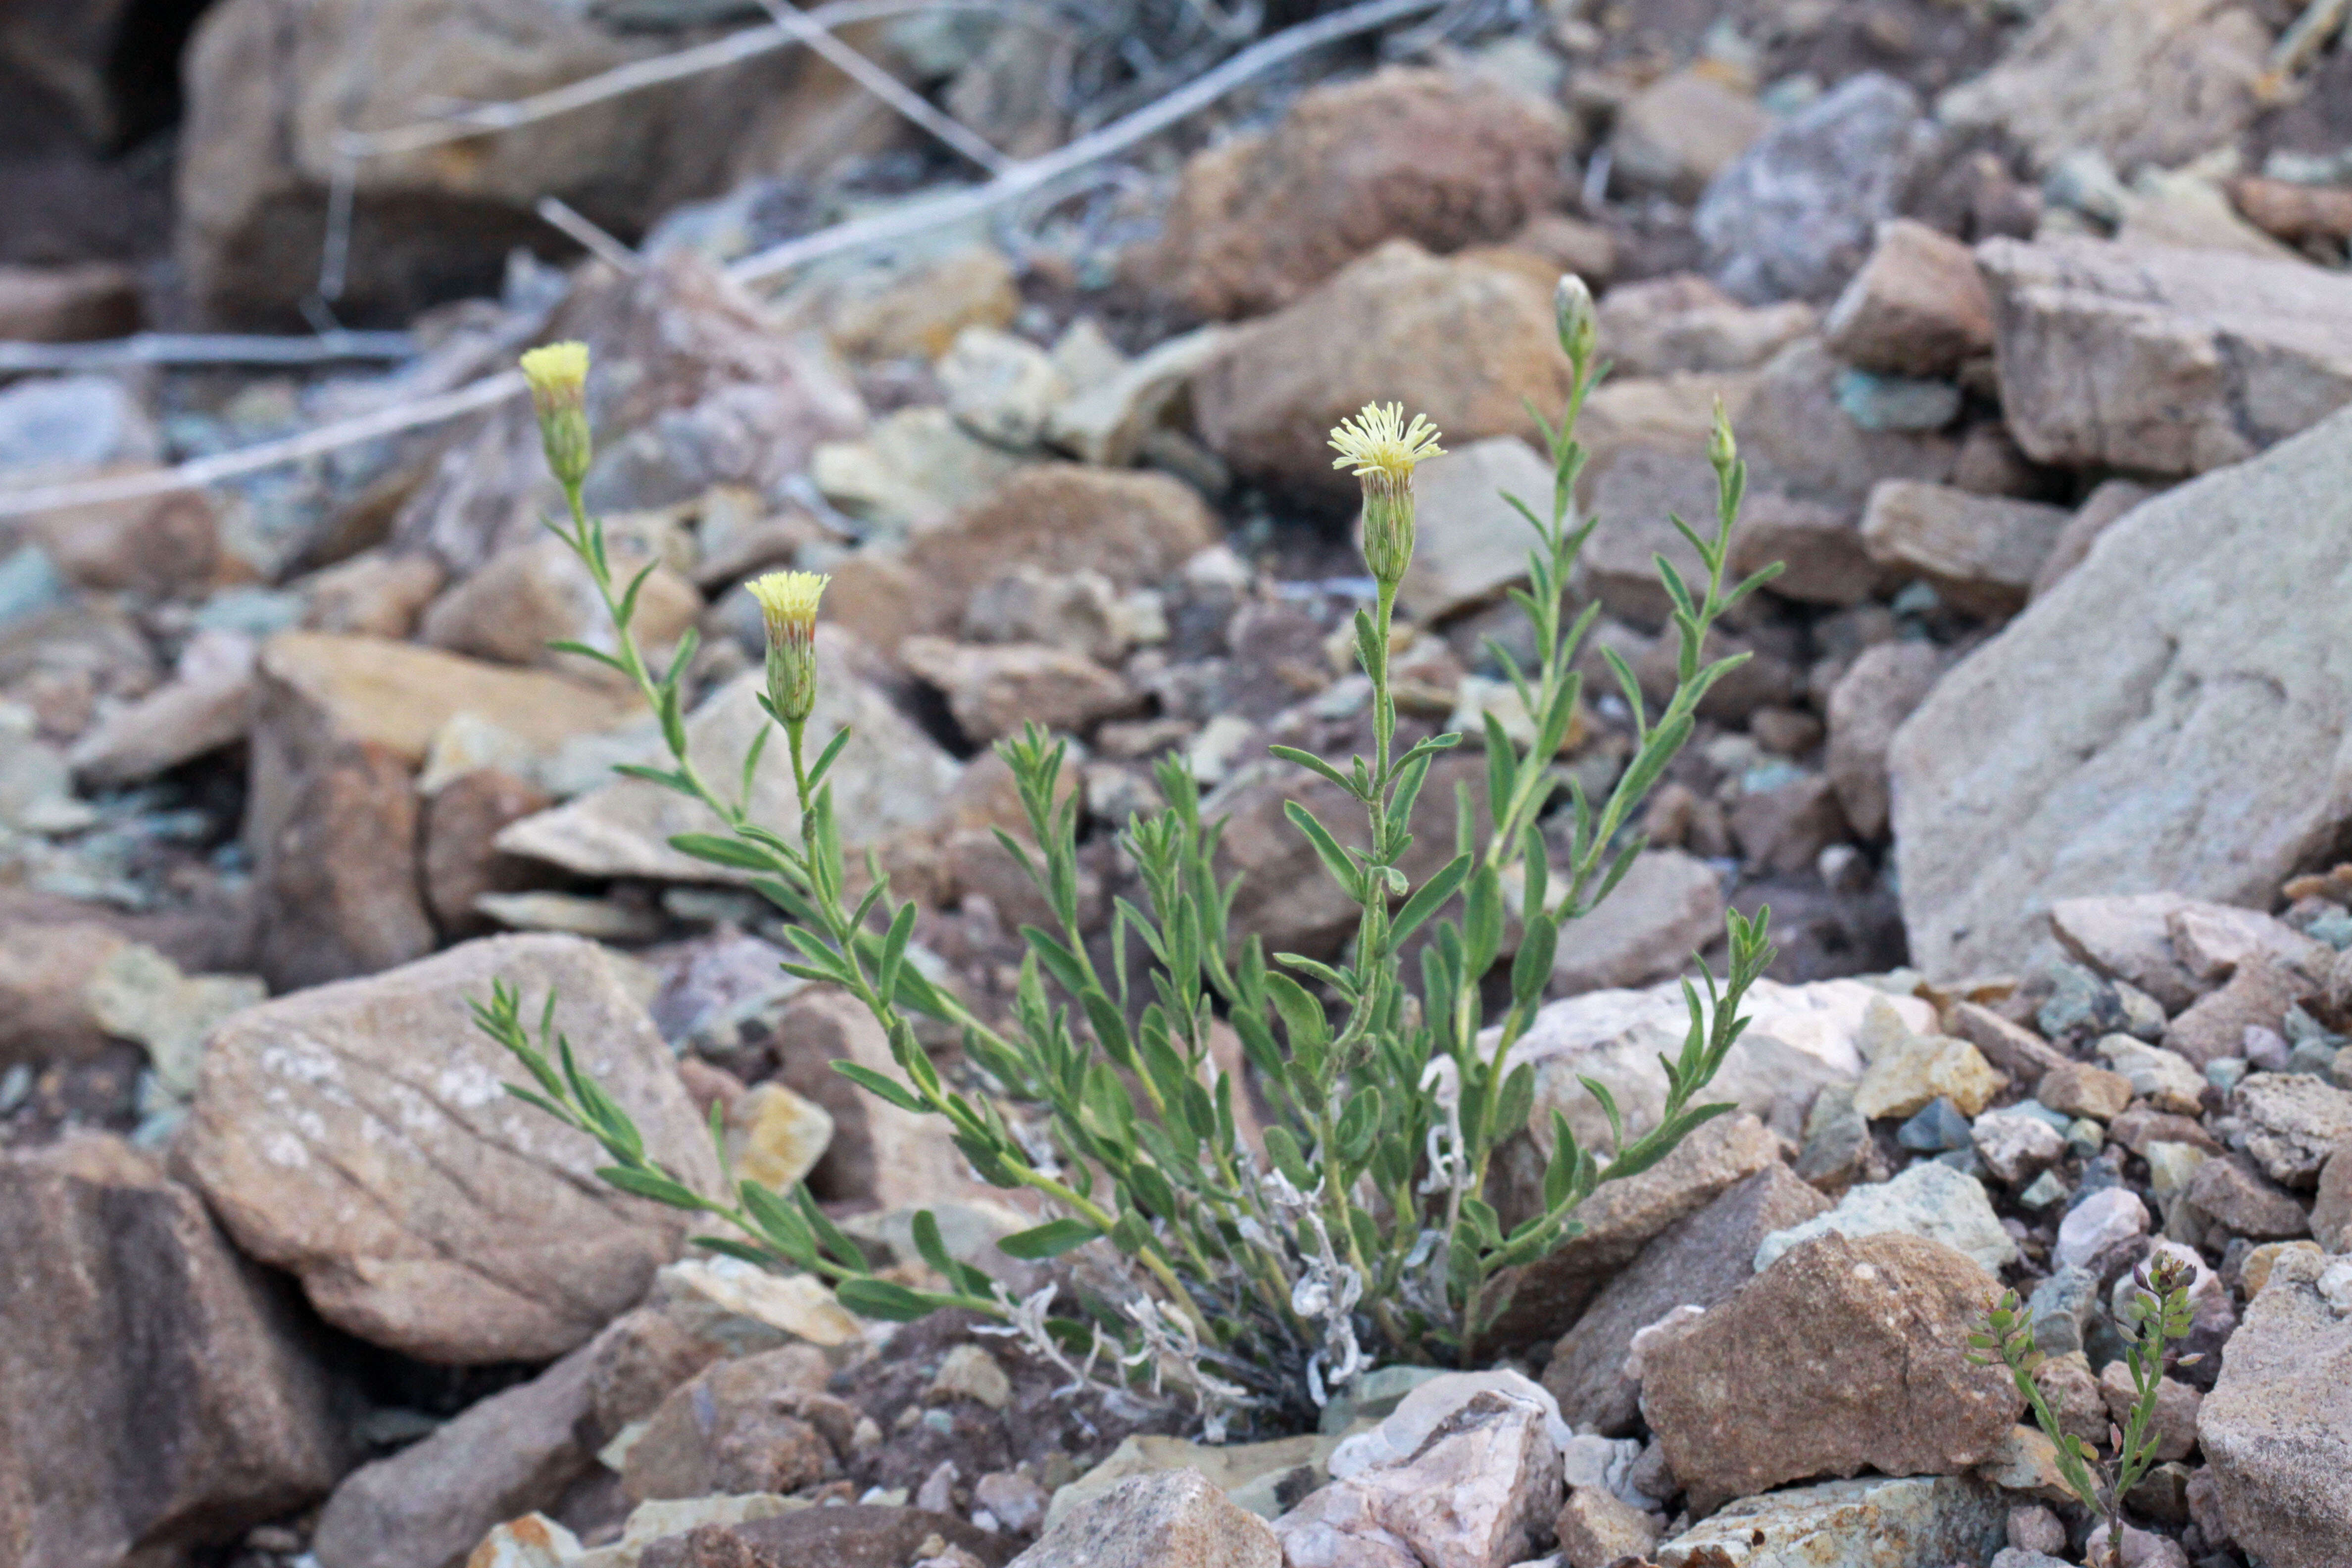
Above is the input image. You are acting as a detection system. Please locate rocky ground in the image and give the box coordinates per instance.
[5,0,2352,1566]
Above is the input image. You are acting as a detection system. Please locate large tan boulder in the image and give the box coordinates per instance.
[1889,402,2352,978]
[183,934,722,1364]
[1144,67,1573,321]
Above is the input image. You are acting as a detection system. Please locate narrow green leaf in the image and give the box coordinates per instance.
[997,1218,1104,1260]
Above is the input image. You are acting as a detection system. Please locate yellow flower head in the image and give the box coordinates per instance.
[1328,402,1445,485]
[520,341,590,417]
[747,570,829,643]
[748,571,830,727]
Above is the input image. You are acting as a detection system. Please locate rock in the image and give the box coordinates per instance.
[465,1516,579,1568]
[1823,221,1996,380]
[1859,482,2070,620]
[81,943,263,1112]
[1821,642,1943,843]
[900,637,1135,742]
[176,3,842,324]
[1890,402,2352,978]
[0,262,139,343]
[938,326,1069,448]
[2037,1061,2135,1121]
[771,988,990,1214]
[1486,1113,1784,1343]
[423,768,557,937]
[1596,274,1817,380]
[1543,1167,1831,1434]
[1278,1386,1561,1568]
[800,245,1020,364]
[0,917,132,1063]
[2051,892,2214,1014]
[2314,1139,2352,1250]
[648,1258,862,1357]
[1144,67,1571,321]
[301,550,451,638]
[728,1081,833,1195]
[2235,1073,2352,1189]
[14,487,219,597]
[1554,1485,1661,1568]
[184,934,720,1363]
[1389,436,1556,623]
[1610,69,1767,202]
[0,374,157,484]
[1191,242,1571,503]
[1729,772,1850,877]
[1948,1004,2070,1089]
[1643,1232,2022,1511]
[1045,325,1230,468]
[1548,849,1725,996]
[2230,175,2352,252]
[1972,1108,2066,1186]
[1727,491,1882,607]
[2096,1361,2202,1464]
[812,408,1031,544]
[1737,341,1958,510]
[1696,74,1929,305]
[2165,955,2317,1067]
[255,736,438,991]
[1654,1475,2007,1568]
[1979,236,2352,477]
[497,642,961,883]
[1851,1007,2007,1120]
[67,627,254,789]
[962,566,1152,664]
[313,1332,620,1568]
[930,1343,1013,1411]
[1935,0,2271,174]
[399,253,864,574]
[0,1135,347,1568]
[623,1348,840,1502]
[1020,1471,1276,1568]
[1755,1159,2017,1275]
[852,465,1220,654]
[2198,1245,2352,1568]
[422,534,701,678]
[2056,1187,2150,1270]
[1508,979,1933,1156]
[639,1507,1011,1568]
[2030,479,2159,601]
[1044,1432,1344,1532]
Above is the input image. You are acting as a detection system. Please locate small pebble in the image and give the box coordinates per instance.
[2017,1170,2069,1210]
[2206,1056,2250,1093]
[1898,1096,1972,1152]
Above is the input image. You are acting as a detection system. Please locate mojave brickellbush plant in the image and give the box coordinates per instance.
[477,281,1781,1434]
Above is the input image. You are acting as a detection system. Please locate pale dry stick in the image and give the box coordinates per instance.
[329,0,1037,163]
[0,332,415,374]
[727,0,1450,284]
[536,196,645,273]
[2270,0,2352,78]
[0,370,525,520]
[750,0,1007,173]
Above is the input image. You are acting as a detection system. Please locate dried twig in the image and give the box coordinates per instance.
[752,0,1006,172]
[727,0,1450,283]
[0,371,525,520]
[329,0,1030,162]
[0,332,416,374]
[537,197,644,272]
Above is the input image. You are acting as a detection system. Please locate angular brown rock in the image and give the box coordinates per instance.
[1641,1231,2023,1511]
[184,934,721,1363]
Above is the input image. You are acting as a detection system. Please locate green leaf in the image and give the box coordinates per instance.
[832,1060,928,1113]
[666,832,780,872]
[1392,853,1471,943]
[1284,801,1363,901]
[878,901,917,1004]
[1493,1062,1535,1143]
[595,1165,708,1211]
[836,1278,948,1323]
[1270,744,1367,801]
[1511,911,1558,1008]
[998,1217,1105,1260]
[1263,1126,1313,1188]
[1337,1085,1384,1165]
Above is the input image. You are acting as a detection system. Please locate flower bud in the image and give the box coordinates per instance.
[747,569,829,726]
[1554,273,1597,374]
[1707,395,1737,473]
[1328,402,1444,590]
[520,341,593,490]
